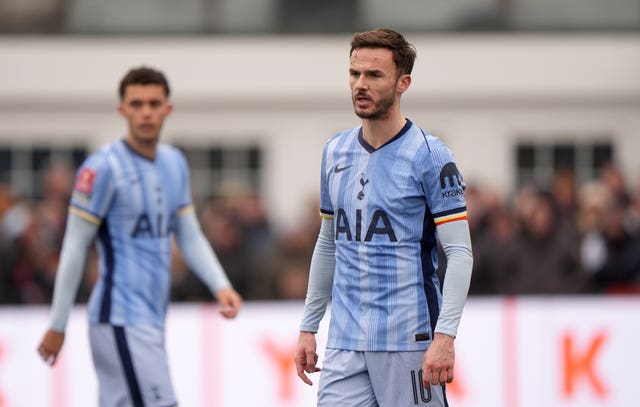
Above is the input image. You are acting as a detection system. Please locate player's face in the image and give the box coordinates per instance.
[349,47,409,120]
[118,84,172,145]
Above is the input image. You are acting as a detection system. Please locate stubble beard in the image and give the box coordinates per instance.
[353,92,396,121]
[131,123,162,146]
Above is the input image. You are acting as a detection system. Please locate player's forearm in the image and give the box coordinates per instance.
[50,213,98,332]
[175,211,232,294]
[434,220,473,337]
[300,217,335,333]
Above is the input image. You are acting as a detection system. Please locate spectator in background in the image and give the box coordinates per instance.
[267,248,311,300]
[278,197,323,257]
[591,200,640,292]
[172,196,247,301]
[626,177,640,235]
[0,184,52,303]
[578,181,640,293]
[577,164,640,293]
[551,168,579,220]
[267,197,323,300]
[232,191,279,298]
[171,190,281,301]
[470,205,517,295]
[1,162,98,305]
[507,188,584,294]
[0,183,29,302]
[4,143,640,300]
[578,181,611,282]
[600,162,630,207]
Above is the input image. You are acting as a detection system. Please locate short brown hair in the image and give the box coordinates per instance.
[118,66,170,100]
[350,28,416,76]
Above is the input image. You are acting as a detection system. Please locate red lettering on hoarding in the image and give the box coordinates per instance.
[446,361,467,399]
[261,338,296,402]
[562,331,608,399]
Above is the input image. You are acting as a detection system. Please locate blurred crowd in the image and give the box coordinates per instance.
[0,160,321,305]
[1,160,640,305]
[464,163,640,295]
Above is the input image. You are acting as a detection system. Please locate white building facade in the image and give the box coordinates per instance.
[1,34,639,229]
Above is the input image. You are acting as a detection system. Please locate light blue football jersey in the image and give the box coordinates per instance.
[319,119,467,351]
[70,140,192,328]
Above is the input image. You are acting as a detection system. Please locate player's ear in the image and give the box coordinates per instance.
[397,74,411,94]
[165,102,174,116]
[117,103,125,118]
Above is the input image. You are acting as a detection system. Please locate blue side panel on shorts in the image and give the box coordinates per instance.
[443,384,449,407]
[98,220,114,323]
[420,210,440,333]
[114,326,145,407]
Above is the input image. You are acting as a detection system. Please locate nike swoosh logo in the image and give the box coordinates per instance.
[334,164,353,173]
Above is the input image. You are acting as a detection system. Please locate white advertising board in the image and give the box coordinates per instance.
[0,297,638,406]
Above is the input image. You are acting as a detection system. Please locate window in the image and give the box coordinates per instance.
[515,140,613,188]
[0,145,87,199]
[278,0,357,32]
[176,145,263,202]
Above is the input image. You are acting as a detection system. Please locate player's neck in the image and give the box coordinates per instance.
[361,113,407,150]
[124,135,158,160]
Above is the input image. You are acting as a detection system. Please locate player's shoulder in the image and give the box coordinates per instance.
[408,123,448,153]
[71,141,121,195]
[406,124,454,167]
[324,125,360,148]
[157,143,185,157]
[406,122,459,175]
[158,143,188,166]
[80,140,120,170]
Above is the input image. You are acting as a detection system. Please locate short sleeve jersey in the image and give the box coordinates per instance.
[70,140,192,328]
[319,119,467,351]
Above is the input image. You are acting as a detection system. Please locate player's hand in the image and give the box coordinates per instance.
[423,332,455,386]
[215,287,242,318]
[295,331,321,385]
[37,329,65,367]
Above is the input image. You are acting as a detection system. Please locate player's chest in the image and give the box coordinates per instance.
[328,152,423,206]
[111,163,181,238]
[112,163,178,215]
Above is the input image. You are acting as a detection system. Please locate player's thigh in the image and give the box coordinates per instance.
[89,324,177,407]
[365,351,447,407]
[124,325,177,406]
[89,324,131,406]
[318,349,378,407]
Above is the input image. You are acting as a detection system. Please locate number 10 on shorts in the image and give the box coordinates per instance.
[410,369,432,404]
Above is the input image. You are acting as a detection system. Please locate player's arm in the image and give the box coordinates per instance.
[435,219,473,337]
[174,206,241,318]
[296,216,335,385]
[38,210,99,366]
[424,219,473,385]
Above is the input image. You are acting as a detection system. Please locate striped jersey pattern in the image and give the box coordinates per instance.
[70,140,192,328]
[319,119,467,351]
